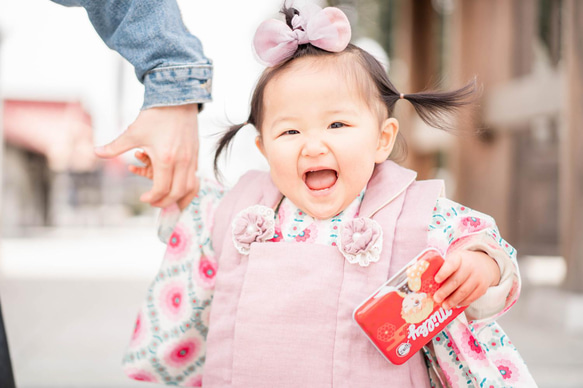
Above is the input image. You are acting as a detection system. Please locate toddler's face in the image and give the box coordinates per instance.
[256,57,397,219]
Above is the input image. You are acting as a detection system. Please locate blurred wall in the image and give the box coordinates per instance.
[331,0,582,290]
[388,0,581,290]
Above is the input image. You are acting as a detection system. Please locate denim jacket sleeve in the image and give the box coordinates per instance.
[51,0,213,109]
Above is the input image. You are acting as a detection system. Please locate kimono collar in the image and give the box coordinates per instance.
[256,160,417,218]
[359,161,417,218]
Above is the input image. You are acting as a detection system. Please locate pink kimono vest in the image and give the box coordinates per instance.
[203,161,443,387]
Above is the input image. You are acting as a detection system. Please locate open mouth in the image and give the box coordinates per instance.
[303,169,338,191]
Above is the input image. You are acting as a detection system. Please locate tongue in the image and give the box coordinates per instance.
[305,170,337,190]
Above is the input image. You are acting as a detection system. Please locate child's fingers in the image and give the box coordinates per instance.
[433,263,470,305]
[130,150,154,180]
[128,164,141,175]
[433,273,468,305]
[128,164,140,175]
[456,286,487,308]
[434,252,462,283]
[440,278,479,310]
[135,150,151,165]
[128,164,152,179]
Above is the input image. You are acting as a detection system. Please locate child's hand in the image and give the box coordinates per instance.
[129,150,198,210]
[129,150,154,180]
[433,250,500,310]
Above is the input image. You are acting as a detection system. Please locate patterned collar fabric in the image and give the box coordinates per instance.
[272,189,366,246]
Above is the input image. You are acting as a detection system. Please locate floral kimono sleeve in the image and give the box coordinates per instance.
[122,177,225,384]
[427,198,520,324]
[423,199,535,388]
[154,176,226,289]
[157,178,225,246]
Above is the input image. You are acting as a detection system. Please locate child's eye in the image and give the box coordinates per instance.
[329,122,345,129]
[282,129,300,135]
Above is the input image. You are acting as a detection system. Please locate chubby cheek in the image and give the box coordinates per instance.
[267,149,293,174]
[264,148,298,189]
[337,134,378,167]
[340,154,375,188]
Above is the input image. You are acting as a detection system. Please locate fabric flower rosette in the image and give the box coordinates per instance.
[337,218,383,267]
[232,205,276,255]
[231,206,383,269]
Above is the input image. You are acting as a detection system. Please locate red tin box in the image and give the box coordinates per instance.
[353,248,467,365]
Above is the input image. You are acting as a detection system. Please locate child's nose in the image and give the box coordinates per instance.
[301,136,329,157]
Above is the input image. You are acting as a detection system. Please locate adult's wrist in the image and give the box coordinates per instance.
[142,64,213,110]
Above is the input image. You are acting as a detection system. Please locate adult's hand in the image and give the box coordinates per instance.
[95,104,199,208]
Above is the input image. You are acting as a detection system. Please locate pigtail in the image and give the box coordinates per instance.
[213,122,249,178]
[213,7,478,178]
[355,46,478,131]
[400,78,479,132]
[281,4,298,27]
[212,60,278,179]
[212,4,346,179]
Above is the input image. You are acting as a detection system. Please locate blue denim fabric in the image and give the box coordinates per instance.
[51,0,213,109]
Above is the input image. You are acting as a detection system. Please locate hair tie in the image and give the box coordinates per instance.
[253,4,352,67]
[399,93,405,100]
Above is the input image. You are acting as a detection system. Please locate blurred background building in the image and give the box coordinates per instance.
[0,0,581,387]
[330,0,582,291]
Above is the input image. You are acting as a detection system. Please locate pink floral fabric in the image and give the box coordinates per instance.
[164,338,201,368]
[424,316,536,387]
[271,189,364,245]
[158,281,188,321]
[424,198,534,387]
[124,179,528,386]
[166,223,192,260]
[122,178,225,385]
[197,255,218,289]
[294,223,318,242]
[427,198,519,323]
[125,369,159,382]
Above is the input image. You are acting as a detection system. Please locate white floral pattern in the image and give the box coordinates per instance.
[273,189,364,246]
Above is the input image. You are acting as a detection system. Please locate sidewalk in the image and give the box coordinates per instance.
[498,283,583,387]
[0,227,163,387]
[1,228,582,387]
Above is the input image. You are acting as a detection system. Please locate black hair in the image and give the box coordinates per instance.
[213,5,477,176]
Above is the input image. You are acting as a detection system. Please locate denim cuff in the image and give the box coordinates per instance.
[142,64,213,110]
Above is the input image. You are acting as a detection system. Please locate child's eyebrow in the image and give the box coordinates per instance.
[323,108,360,116]
[269,116,298,127]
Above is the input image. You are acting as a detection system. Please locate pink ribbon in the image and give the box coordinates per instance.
[253,4,352,67]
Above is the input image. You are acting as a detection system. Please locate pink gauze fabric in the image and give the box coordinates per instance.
[202,161,442,387]
[253,4,351,67]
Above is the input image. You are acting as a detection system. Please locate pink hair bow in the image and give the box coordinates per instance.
[253,4,351,67]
